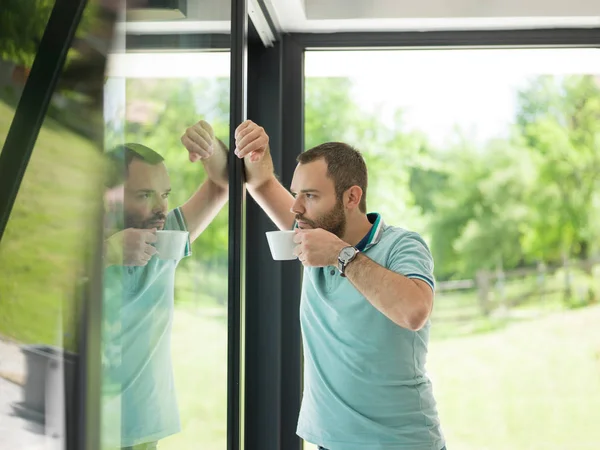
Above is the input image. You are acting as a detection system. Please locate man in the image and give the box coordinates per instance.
[102,120,228,450]
[218,121,446,450]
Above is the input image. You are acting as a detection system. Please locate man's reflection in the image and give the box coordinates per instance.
[102,120,228,450]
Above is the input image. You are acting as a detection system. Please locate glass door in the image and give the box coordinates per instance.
[101,3,234,449]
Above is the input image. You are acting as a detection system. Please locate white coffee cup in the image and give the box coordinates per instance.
[154,230,189,260]
[265,230,297,261]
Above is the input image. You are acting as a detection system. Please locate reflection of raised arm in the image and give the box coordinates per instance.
[234,121,296,231]
[180,120,229,242]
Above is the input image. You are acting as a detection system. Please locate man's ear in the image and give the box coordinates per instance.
[345,186,363,210]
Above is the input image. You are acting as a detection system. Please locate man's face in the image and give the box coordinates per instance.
[290,159,346,237]
[123,158,171,230]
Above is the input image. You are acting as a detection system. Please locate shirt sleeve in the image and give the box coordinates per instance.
[165,207,192,258]
[387,232,435,291]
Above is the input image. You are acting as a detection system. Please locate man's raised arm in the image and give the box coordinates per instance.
[179,120,229,242]
[234,120,296,231]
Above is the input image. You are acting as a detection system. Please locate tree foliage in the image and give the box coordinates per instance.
[107,74,600,281]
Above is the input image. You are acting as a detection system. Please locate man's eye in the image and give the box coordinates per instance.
[305,194,314,199]
[139,193,150,199]
[162,193,170,199]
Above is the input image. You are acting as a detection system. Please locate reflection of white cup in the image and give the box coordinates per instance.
[154,230,189,260]
[265,230,297,261]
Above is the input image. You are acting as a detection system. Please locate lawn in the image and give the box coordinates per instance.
[0,99,105,347]
[428,304,600,450]
[150,302,600,450]
[159,307,228,450]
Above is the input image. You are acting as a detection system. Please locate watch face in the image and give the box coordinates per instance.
[340,247,356,261]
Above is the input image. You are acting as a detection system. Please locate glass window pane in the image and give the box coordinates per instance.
[0,1,116,448]
[101,4,231,449]
[304,48,600,450]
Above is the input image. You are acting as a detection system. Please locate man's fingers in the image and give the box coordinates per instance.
[237,136,268,159]
[192,123,214,147]
[198,120,214,135]
[235,120,252,138]
[187,127,213,154]
[144,245,158,257]
[182,135,211,159]
[236,127,265,151]
[144,230,157,244]
[235,123,256,142]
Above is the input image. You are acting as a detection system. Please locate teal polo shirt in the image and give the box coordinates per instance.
[297,213,445,450]
[102,207,191,447]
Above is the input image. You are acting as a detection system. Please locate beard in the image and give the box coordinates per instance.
[296,198,346,238]
[124,211,167,230]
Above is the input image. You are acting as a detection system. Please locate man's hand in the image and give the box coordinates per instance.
[181,120,228,188]
[234,120,274,190]
[105,228,157,267]
[235,120,269,162]
[181,120,216,162]
[293,228,348,267]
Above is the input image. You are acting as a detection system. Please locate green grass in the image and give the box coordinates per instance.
[428,304,600,450]
[159,307,228,450]
[164,303,600,450]
[0,99,105,347]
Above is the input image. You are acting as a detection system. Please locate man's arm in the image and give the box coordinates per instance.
[180,121,229,242]
[343,254,434,331]
[294,228,434,331]
[235,121,296,230]
[180,180,228,242]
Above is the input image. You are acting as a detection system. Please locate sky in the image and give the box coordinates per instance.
[106,48,600,147]
[305,48,600,146]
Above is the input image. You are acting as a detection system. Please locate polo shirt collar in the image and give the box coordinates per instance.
[356,212,384,251]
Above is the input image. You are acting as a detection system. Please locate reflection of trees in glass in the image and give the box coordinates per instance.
[0,0,100,66]
[306,75,600,283]
[0,0,55,66]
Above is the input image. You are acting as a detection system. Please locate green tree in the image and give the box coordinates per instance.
[305,78,427,231]
[0,0,99,66]
[517,75,600,262]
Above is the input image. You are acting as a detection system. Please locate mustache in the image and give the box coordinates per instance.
[295,216,315,226]
[149,213,167,222]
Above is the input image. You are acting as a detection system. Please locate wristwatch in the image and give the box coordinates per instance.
[337,246,359,276]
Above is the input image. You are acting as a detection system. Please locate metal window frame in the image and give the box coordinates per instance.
[242,25,600,450]
[228,1,248,450]
[124,33,231,50]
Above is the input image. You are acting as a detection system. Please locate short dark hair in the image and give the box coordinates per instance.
[297,142,368,213]
[105,143,164,186]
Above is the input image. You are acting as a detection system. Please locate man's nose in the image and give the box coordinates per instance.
[152,195,167,213]
[290,197,304,215]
